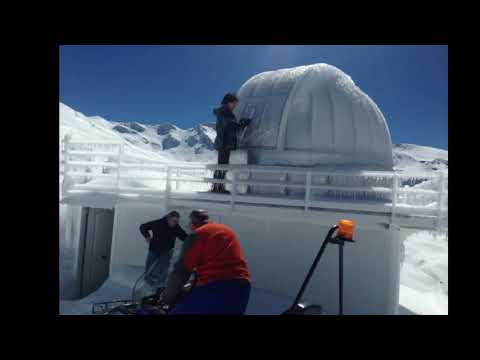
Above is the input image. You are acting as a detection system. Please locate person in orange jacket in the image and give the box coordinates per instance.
[161,209,251,314]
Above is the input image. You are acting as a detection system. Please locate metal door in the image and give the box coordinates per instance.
[80,208,114,297]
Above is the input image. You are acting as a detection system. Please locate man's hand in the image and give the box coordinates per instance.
[239,118,252,127]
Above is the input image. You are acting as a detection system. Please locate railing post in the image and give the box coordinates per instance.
[436,171,445,231]
[390,173,399,228]
[231,169,236,211]
[175,168,179,190]
[166,166,172,200]
[116,144,123,198]
[61,134,72,197]
[305,171,311,212]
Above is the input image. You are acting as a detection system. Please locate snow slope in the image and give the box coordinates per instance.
[59,102,448,314]
[400,230,448,314]
[60,103,183,164]
[60,103,216,163]
[393,143,448,173]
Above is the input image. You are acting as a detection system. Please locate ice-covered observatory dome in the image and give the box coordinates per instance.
[234,63,394,170]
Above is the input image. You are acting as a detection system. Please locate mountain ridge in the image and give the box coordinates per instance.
[60,102,447,171]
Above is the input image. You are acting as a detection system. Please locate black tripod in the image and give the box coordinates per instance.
[283,223,355,315]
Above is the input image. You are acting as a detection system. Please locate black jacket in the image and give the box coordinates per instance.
[213,106,248,151]
[139,217,188,255]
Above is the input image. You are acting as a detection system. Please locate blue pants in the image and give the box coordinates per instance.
[169,279,251,315]
[144,250,173,288]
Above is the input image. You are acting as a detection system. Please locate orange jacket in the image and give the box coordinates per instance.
[182,222,251,287]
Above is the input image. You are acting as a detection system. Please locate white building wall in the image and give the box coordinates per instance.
[108,202,400,314]
[110,203,168,268]
[109,203,222,269]
[219,215,399,315]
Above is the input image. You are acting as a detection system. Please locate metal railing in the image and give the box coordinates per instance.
[61,136,448,229]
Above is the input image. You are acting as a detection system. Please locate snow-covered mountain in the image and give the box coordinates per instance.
[109,120,217,161]
[60,102,216,163]
[60,102,448,174]
[393,143,448,173]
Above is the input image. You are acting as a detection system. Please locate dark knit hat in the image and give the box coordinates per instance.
[221,92,238,105]
[189,209,210,224]
[167,210,180,218]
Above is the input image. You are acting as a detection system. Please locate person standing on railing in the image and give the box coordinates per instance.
[139,211,188,291]
[160,209,251,314]
[212,93,252,194]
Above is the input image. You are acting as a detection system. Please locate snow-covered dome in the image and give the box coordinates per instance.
[234,63,394,170]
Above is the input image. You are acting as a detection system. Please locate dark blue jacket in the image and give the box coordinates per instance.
[213,106,248,151]
[139,217,188,255]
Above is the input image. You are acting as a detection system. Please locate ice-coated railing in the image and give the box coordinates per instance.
[61,136,448,230]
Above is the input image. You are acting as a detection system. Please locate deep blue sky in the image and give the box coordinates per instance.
[60,45,448,150]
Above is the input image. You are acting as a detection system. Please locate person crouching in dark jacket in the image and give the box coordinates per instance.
[139,211,188,289]
[212,92,252,193]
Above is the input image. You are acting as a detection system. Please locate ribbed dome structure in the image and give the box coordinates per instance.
[234,63,393,170]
